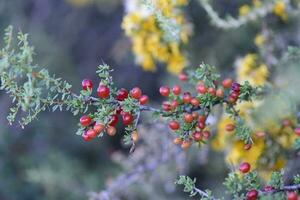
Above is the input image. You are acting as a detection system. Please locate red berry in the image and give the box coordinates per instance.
[93,123,105,134]
[246,190,258,200]
[202,130,210,139]
[198,115,206,123]
[83,133,92,141]
[82,79,93,90]
[183,92,192,104]
[226,124,235,132]
[232,82,241,92]
[171,100,179,109]
[80,115,92,127]
[192,112,199,119]
[230,91,240,99]
[222,78,233,89]
[86,129,98,138]
[198,122,206,129]
[184,113,194,123]
[97,85,110,99]
[197,84,207,94]
[179,73,188,81]
[116,88,129,101]
[173,137,183,145]
[287,192,298,200]
[107,126,117,136]
[193,131,202,141]
[239,162,251,173]
[216,88,224,98]
[228,96,237,104]
[159,86,170,97]
[172,85,182,95]
[244,143,252,150]
[162,101,172,111]
[191,98,200,107]
[169,121,180,130]
[208,87,216,96]
[122,113,134,125]
[139,95,149,105]
[295,127,300,136]
[109,114,119,127]
[130,87,142,99]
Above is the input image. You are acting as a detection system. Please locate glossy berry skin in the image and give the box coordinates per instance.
[93,123,105,134]
[80,115,92,127]
[181,140,192,150]
[232,82,241,92]
[208,87,216,96]
[107,126,116,136]
[171,100,179,109]
[172,85,181,95]
[191,98,200,107]
[169,121,180,130]
[83,133,92,142]
[97,85,110,99]
[246,190,258,200]
[222,78,233,89]
[159,86,170,97]
[197,84,207,94]
[193,131,202,141]
[179,73,188,81]
[287,192,298,200]
[230,91,240,99]
[139,95,149,105]
[116,88,129,101]
[109,114,119,127]
[239,162,251,173]
[295,127,300,136]
[198,115,206,123]
[162,101,172,111]
[202,130,210,139]
[225,124,235,132]
[192,112,199,119]
[122,113,134,125]
[216,89,224,98]
[183,92,192,104]
[86,129,98,138]
[82,79,93,90]
[184,113,194,123]
[130,87,142,99]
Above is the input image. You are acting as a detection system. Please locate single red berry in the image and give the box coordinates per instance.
[216,88,224,98]
[222,78,233,89]
[173,137,183,145]
[139,95,149,105]
[230,91,240,99]
[232,82,241,92]
[109,114,119,127]
[172,85,181,95]
[244,143,252,150]
[130,87,142,99]
[122,113,134,125]
[198,115,206,123]
[162,101,172,111]
[80,115,92,127]
[246,190,258,200]
[159,86,170,97]
[179,73,188,81]
[107,126,117,136]
[93,123,105,134]
[97,85,110,99]
[193,131,202,141]
[116,88,129,101]
[294,127,300,136]
[225,124,235,132]
[192,112,199,119]
[239,162,251,173]
[263,186,274,192]
[287,192,298,200]
[183,92,192,104]
[82,79,93,90]
[169,121,180,130]
[184,113,194,123]
[171,100,179,109]
[191,98,200,107]
[181,140,192,150]
[202,130,210,139]
[208,87,216,96]
[197,84,207,94]
[86,129,98,138]
[83,133,92,141]
[228,96,237,104]
[198,122,206,129]
[116,106,123,114]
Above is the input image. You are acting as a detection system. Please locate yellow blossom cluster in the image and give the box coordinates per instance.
[254,33,266,47]
[122,0,191,74]
[273,1,288,21]
[239,0,262,16]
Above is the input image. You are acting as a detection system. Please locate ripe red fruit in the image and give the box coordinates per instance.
[197,84,207,94]
[109,114,119,127]
[191,98,200,107]
[198,115,206,123]
[192,112,199,119]
[122,113,134,125]
[183,92,192,104]
[107,126,117,136]
[181,140,192,150]
[222,78,233,88]
[287,192,298,200]
[246,189,258,200]
[184,113,194,123]
[86,129,98,138]
[179,73,188,81]
[83,133,92,141]
[228,96,237,104]
[80,115,92,127]
[159,86,170,97]
[294,127,300,136]
[97,85,110,99]
[171,100,179,109]
[208,87,216,96]
[193,131,202,141]
[226,124,235,132]
[130,87,142,99]
[169,121,180,130]
[230,91,240,99]
[198,122,206,129]
[162,101,172,111]
[139,95,149,105]
[216,88,224,98]
[116,88,129,101]
[232,82,241,92]
[244,143,252,150]
[239,162,251,173]
[202,130,211,139]
[82,79,93,90]
[93,123,105,134]
[172,85,181,95]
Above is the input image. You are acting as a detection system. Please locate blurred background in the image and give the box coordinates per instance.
[0,0,299,199]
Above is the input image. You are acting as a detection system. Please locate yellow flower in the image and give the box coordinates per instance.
[273,1,288,21]
[239,5,251,16]
[254,34,266,47]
